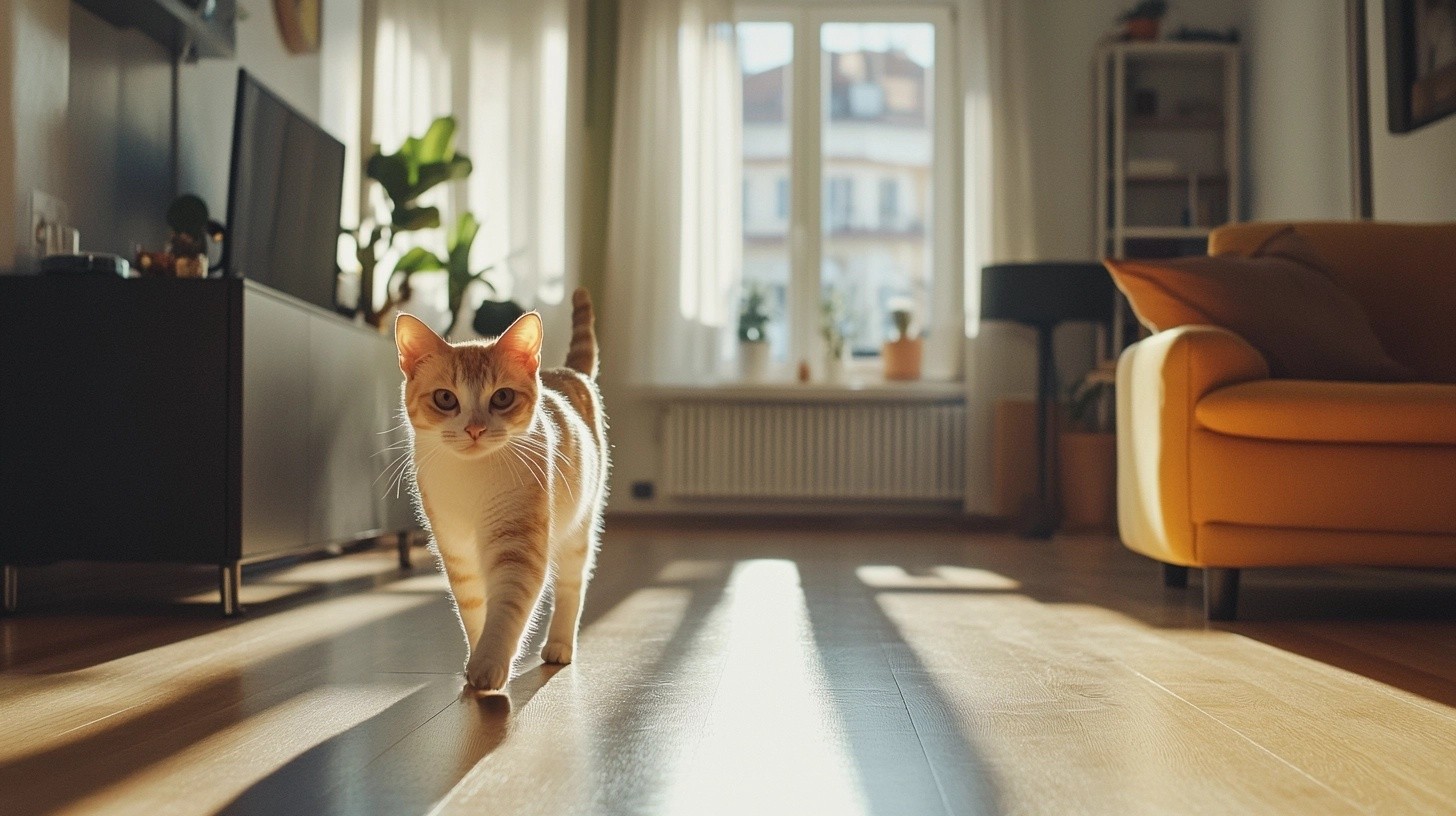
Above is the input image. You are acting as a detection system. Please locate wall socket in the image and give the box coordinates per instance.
[30,190,75,260]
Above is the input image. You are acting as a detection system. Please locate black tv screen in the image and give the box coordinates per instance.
[224,70,345,313]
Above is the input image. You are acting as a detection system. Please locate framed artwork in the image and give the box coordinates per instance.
[1386,0,1456,132]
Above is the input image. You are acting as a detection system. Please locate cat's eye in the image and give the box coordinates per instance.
[490,388,516,410]
[432,389,459,412]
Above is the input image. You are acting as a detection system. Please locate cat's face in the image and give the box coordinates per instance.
[395,312,542,461]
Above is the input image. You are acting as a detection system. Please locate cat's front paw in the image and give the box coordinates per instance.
[465,655,511,691]
[541,640,575,665]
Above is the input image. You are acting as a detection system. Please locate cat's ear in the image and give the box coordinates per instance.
[395,313,450,378]
[496,311,543,370]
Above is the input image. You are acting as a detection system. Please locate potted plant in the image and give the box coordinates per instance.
[882,297,923,381]
[820,291,852,382]
[738,284,772,382]
[1118,0,1167,41]
[1058,362,1118,532]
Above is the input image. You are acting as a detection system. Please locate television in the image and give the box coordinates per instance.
[223,69,346,313]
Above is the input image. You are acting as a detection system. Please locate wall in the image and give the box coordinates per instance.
[1366,0,1456,220]
[1241,0,1353,220]
[4,0,69,273]
[67,6,173,259]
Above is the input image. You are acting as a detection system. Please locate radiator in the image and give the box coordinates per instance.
[661,401,966,500]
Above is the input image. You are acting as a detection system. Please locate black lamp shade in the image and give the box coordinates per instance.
[980,262,1115,329]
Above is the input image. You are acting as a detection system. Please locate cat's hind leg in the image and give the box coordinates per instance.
[543,523,595,665]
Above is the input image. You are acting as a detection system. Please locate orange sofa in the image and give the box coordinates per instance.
[1115,222,1456,619]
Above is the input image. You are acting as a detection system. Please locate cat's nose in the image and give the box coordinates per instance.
[465,424,486,441]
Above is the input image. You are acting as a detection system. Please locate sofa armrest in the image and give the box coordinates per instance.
[1116,326,1270,566]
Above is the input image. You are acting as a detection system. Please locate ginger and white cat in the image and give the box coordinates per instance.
[394,288,608,691]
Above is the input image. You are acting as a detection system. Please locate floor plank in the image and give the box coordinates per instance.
[1,523,1454,815]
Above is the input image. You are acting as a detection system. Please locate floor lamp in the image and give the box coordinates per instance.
[980,263,1115,538]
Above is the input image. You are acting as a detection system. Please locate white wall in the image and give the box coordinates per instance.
[1242,0,1353,220]
[1366,0,1456,220]
[4,0,69,273]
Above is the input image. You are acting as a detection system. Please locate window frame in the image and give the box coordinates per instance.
[735,2,962,381]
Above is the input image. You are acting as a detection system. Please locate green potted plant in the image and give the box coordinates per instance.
[1118,0,1167,41]
[882,296,922,381]
[820,290,852,382]
[1058,362,1117,532]
[738,284,772,381]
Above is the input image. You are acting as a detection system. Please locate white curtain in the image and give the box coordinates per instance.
[959,0,1040,514]
[604,0,741,386]
[371,0,579,334]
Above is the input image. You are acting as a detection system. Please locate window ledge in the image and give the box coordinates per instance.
[634,379,965,403]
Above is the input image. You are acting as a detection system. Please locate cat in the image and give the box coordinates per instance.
[394,288,608,691]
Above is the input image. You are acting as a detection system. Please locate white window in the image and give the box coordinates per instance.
[737,4,958,374]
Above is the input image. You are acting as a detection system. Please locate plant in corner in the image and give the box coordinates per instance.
[344,116,472,325]
[1058,362,1118,532]
[738,283,772,382]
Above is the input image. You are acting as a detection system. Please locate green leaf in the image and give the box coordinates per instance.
[366,153,412,206]
[393,206,441,231]
[411,155,473,201]
[393,247,445,274]
[417,116,457,164]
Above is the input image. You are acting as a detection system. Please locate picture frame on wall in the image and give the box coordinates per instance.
[1385,0,1456,132]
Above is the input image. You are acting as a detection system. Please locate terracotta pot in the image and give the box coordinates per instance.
[882,337,923,380]
[1057,431,1116,532]
[1124,17,1160,41]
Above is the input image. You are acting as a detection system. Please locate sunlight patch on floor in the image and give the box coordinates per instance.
[663,559,872,816]
[857,564,1021,591]
[64,681,427,816]
[0,592,434,762]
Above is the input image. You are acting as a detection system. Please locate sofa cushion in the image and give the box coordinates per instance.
[1104,228,1417,382]
[1196,380,1456,444]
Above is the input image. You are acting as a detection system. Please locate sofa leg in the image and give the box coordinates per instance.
[1162,564,1190,589]
[1204,568,1240,621]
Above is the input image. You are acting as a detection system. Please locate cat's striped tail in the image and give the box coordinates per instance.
[564,287,598,378]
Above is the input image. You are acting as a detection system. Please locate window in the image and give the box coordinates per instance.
[737,6,957,373]
[878,178,899,228]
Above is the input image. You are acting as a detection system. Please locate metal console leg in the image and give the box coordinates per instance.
[220,563,243,617]
[397,530,413,570]
[3,565,16,613]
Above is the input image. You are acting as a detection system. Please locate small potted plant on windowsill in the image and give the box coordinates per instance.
[882,297,923,381]
[738,283,772,382]
[1058,362,1118,532]
[820,291,852,383]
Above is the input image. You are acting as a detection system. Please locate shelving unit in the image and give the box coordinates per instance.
[1096,41,1240,260]
[1095,40,1240,350]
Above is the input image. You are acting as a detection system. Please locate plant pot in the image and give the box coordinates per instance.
[1057,431,1116,532]
[882,337,923,381]
[1124,17,1160,40]
[739,341,771,382]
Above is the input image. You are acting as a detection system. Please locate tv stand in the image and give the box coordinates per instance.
[0,276,417,615]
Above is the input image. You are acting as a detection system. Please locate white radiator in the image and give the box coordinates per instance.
[661,401,966,501]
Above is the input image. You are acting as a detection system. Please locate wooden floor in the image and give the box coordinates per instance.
[3,522,1456,815]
